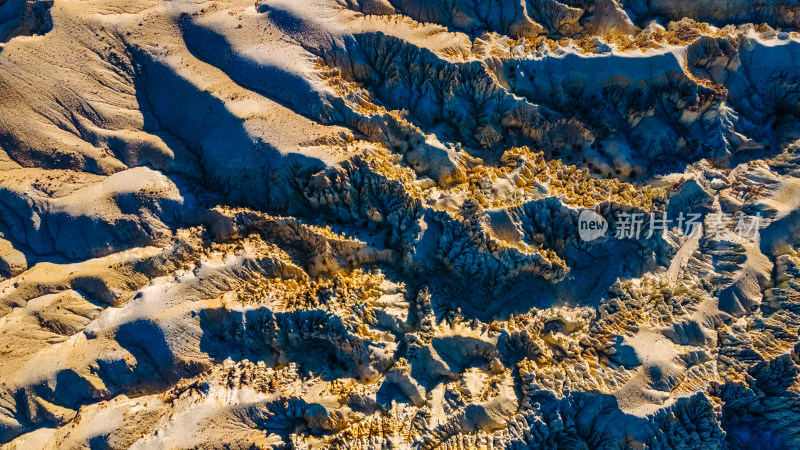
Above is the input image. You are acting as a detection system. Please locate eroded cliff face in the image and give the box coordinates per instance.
[1,0,800,447]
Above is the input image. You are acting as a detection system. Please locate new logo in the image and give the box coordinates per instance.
[578,209,607,241]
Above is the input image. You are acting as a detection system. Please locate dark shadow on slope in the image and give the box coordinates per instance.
[176,15,339,124]
[198,307,382,382]
[349,32,541,154]
[247,397,343,440]
[110,319,180,393]
[624,0,800,31]
[410,335,496,390]
[129,44,325,210]
[0,174,193,264]
[0,0,52,43]
[418,231,663,322]
[0,319,189,443]
[718,354,800,449]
